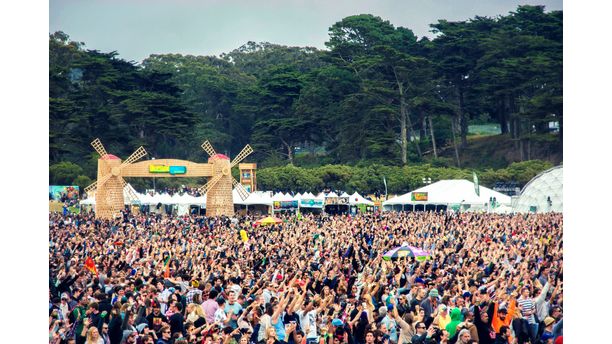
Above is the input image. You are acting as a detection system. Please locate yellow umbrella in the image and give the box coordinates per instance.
[255,216,283,226]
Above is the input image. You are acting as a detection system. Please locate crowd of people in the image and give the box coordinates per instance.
[49,210,563,344]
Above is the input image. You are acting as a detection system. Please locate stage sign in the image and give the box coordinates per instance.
[149,165,187,175]
[411,192,428,201]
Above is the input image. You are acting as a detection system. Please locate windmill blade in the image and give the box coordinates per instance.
[230,144,253,168]
[121,178,140,202]
[87,173,113,194]
[91,138,109,159]
[201,140,217,157]
[120,146,147,167]
[232,178,250,201]
[199,173,223,194]
[84,180,98,194]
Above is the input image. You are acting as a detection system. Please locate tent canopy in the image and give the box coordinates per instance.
[383,179,511,209]
[350,192,375,206]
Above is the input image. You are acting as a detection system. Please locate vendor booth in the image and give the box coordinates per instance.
[240,191,273,216]
[299,192,324,214]
[349,192,375,214]
[324,191,349,215]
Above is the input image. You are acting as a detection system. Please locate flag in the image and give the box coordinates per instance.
[473,172,480,196]
[383,176,388,200]
[163,254,171,278]
[84,257,98,276]
[240,229,249,243]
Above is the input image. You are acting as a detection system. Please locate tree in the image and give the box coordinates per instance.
[50,161,83,185]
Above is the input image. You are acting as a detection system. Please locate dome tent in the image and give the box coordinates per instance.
[513,165,563,213]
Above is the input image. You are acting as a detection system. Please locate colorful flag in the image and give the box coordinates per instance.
[240,229,249,243]
[84,257,98,276]
[163,254,171,278]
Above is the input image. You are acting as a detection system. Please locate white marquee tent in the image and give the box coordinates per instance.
[383,179,511,212]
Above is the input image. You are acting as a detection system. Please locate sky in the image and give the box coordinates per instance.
[50,0,562,63]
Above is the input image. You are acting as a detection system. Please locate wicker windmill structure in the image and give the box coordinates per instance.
[84,139,147,219]
[85,138,253,219]
[199,141,252,217]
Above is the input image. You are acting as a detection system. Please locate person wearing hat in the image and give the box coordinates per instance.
[540,316,556,343]
[146,301,168,333]
[490,290,517,334]
[433,304,451,330]
[419,288,439,326]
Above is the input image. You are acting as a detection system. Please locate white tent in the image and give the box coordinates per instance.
[79,197,95,205]
[139,193,155,205]
[340,192,351,198]
[170,193,183,204]
[326,191,339,198]
[243,191,273,206]
[294,193,303,201]
[513,165,563,213]
[492,204,514,214]
[272,192,286,202]
[350,192,375,206]
[383,179,511,212]
[233,188,249,205]
[123,183,141,203]
[80,183,143,205]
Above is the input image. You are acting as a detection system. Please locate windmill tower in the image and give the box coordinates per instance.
[199,141,252,217]
[85,139,146,219]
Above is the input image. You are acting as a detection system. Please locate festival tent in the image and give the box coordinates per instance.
[242,191,273,206]
[80,183,143,206]
[80,197,95,205]
[513,165,562,213]
[272,192,287,202]
[492,204,514,214]
[294,193,303,201]
[340,192,351,198]
[326,191,339,198]
[123,183,141,204]
[283,192,293,200]
[139,193,156,205]
[349,192,375,206]
[382,179,511,212]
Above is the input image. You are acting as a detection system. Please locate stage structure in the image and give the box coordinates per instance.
[85,139,253,219]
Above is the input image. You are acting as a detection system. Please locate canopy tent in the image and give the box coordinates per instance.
[349,192,375,206]
[272,192,288,202]
[340,192,351,198]
[79,197,95,205]
[81,183,143,205]
[242,191,273,206]
[383,179,511,212]
[326,191,339,198]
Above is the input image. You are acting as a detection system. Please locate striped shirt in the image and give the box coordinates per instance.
[517,298,536,324]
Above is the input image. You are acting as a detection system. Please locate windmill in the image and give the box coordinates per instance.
[84,139,147,219]
[199,140,252,217]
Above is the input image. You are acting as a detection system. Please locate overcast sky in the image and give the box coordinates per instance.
[50,0,562,63]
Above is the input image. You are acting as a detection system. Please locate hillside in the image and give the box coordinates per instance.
[433,134,562,169]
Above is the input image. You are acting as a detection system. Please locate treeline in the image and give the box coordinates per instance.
[50,159,552,195]
[49,5,562,187]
